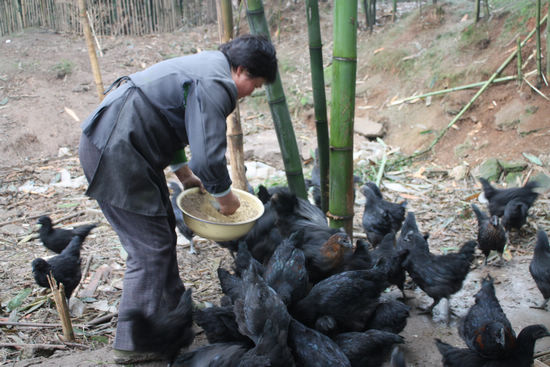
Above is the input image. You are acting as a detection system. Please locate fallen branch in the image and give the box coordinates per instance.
[403,14,548,162]
[0,343,68,350]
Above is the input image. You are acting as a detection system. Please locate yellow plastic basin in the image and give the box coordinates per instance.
[177,187,264,242]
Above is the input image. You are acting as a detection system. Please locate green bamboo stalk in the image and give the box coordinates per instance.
[305,0,329,213]
[517,38,522,84]
[392,0,397,22]
[547,0,550,81]
[390,75,517,105]
[405,14,548,162]
[475,0,480,23]
[246,0,307,199]
[329,0,357,234]
[536,0,542,86]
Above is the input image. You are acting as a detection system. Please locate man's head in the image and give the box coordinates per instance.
[220,34,278,98]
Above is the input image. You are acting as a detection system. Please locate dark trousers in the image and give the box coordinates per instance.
[79,135,185,351]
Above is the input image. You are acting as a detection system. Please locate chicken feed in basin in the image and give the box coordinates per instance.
[177,187,264,241]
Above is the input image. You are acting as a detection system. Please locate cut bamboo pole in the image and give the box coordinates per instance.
[404,14,548,162]
[46,274,75,342]
[517,38,523,84]
[390,75,518,106]
[547,0,550,81]
[78,0,104,101]
[306,0,330,213]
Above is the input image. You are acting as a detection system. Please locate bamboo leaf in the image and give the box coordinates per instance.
[56,202,79,209]
[7,288,32,311]
[522,152,542,166]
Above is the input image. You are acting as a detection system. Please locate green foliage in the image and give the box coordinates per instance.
[355,152,411,184]
[52,59,74,79]
[7,288,32,312]
[459,23,490,50]
[369,48,412,76]
[278,57,298,73]
[492,0,539,37]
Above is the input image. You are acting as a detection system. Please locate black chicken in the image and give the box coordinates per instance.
[396,212,429,252]
[436,325,550,367]
[291,262,388,335]
[233,263,294,367]
[529,229,550,309]
[334,329,404,367]
[271,190,353,283]
[32,233,87,301]
[287,318,351,367]
[360,183,407,247]
[479,177,539,218]
[263,230,309,306]
[365,298,411,334]
[168,181,196,254]
[173,342,250,367]
[233,263,290,345]
[217,267,244,304]
[471,203,507,265]
[341,239,374,271]
[37,215,96,254]
[370,232,409,299]
[238,318,296,367]
[218,191,284,263]
[502,198,530,232]
[193,305,253,345]
[402,239,477,316]
[390,346,407,367]
[122,289,195,366]
[458,275,516,359]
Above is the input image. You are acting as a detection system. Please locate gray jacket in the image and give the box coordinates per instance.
[81,51,237,216]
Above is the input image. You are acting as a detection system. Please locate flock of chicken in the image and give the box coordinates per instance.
[31,175,549,367]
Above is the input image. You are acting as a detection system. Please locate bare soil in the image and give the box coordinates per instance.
[1,1,550,366]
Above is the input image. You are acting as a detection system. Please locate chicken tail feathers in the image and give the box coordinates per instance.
[72,223,97,238]
[479,177,496,199]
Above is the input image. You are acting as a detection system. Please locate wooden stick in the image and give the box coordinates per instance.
[78,0,104,101]
[46,274,75,342]
[86,312,117,326]
[72,253,93,298]
[86,10,103,57]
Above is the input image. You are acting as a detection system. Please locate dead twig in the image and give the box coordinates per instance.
[86,312,117,327]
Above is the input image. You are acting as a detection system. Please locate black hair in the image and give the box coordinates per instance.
[219,34,278,84]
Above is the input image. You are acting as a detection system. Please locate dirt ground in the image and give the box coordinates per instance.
[1,1,550,366]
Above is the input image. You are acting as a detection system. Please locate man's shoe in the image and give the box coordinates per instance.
[112,349,164,364]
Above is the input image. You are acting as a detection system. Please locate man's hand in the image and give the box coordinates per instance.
[216,190,240,215]
[174,165,204,192]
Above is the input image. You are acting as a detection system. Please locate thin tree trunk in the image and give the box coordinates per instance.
[329,0,357,235]
[475,0,480,23]
[216,0,248,191]
[246,0,307,199]
[392,0,397,22]
[483,0,490,19]
[78,0,104,101]
[305,0,329,213]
